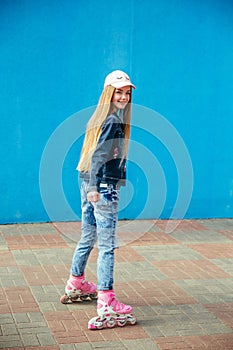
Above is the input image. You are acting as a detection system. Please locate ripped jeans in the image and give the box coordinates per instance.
[70,181,119,290]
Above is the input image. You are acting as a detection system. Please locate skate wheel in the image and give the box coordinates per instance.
[90,293,98,300]
[117,318,127,327]
[96,319,104,330]
[106,318,116,328]
[70,295,80,303]
[80,294,89,301]
[60,294,70,304]
[128,316,137,325]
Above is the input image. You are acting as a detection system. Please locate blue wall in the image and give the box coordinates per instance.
[1,0,233,224]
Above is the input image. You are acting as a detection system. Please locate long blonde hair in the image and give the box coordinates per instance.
[77,85,132,172]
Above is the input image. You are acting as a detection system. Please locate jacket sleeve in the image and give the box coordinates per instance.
[87,115,119,192]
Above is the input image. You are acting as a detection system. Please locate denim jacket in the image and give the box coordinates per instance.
[80,113,126,192]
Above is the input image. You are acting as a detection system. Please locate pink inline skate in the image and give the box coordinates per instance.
[88,290,137,329]
[60,275,97,304]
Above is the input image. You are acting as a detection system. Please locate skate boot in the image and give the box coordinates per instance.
[60,274,97,304]
[88,290,137,330]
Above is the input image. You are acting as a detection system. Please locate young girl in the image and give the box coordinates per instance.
[61,70,137,330]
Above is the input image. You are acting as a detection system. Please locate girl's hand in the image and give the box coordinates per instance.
[87,191,101,203]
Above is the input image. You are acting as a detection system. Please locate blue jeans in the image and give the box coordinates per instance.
[70,181,119,290]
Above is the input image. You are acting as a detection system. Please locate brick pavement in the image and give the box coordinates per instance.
[0,219,233,349]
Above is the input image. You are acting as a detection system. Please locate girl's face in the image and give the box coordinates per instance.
[111,85,131,110]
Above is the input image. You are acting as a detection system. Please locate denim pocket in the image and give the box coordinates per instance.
[97,184,120,209]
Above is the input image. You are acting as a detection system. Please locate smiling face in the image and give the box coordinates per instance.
[111,85,131,110]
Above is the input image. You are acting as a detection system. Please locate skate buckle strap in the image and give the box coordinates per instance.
[66,281,81,293]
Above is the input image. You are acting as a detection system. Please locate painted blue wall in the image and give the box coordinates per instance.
[1,0,233,223]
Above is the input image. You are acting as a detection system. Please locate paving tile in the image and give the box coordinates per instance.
[117,220,157,234]
[212,258,233,276]
[12,248,73,268]
[0,233,7,251]
[218,230,233,241]
[26,347,59,350]
[115,280,196,307]
[122,339,160,349]
[115,245,147,262]
[0,312,56,348]
[169,229,232,243]
[152,259,231,279]
[111,324,148,340]
[20,264,54,286]
[0,223,58,236]
[153,220,209,233]
[0,288,12,314]
[188,243,233,258]
[5,234,68,250]
[30,285,64,303]
[1,322,18,336]
[0,334,23,348]
[133,245,203,261]
[174,278,233,304]
[116,220,160,246]
[114,261,167,282]
[12,249,44,266]
[16,312,56,347]
[3,286,39,313]
[129,231,179,246]
[0,313,14,325]
[198,219,233,231]
[0,266,27,287]
[20,264,70,286]
[0,251,17,267]
[18,324,56,347]
[60,344,92,350]
[1,219,233,349]
[13,248,73,266]
[53,221,82,244]
[34,248,74,265]
[204,303,233,329]
[155,334,233,350]
[141,304,232,338]
[45,310,97,344]
[82,341,126,350]
[52,221,82,235]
